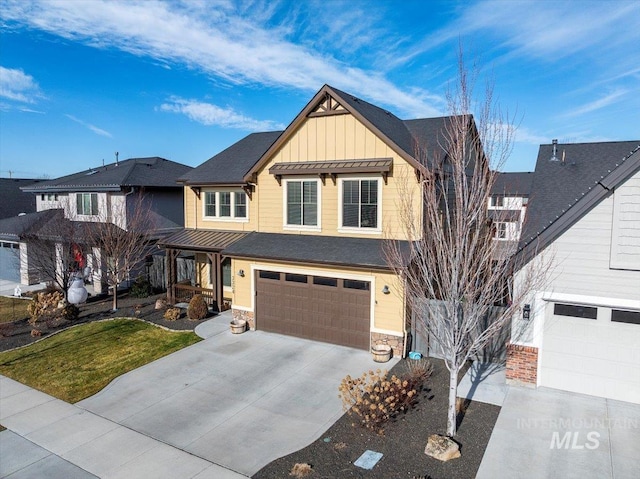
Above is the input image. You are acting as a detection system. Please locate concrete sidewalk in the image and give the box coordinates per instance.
[0,376,246,478]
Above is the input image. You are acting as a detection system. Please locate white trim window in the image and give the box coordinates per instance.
[340,178,381,232]
[494,222,507,239]
[203,190,248,221]
[284,179,320,229]
[76,193,98,216]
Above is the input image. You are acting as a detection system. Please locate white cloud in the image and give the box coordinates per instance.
[514,126,549,145]
[159,97,284,130]
[65,114,113,138]
[0,0,442,117]
[561,90,628,118]
[0,66,43,103]
[393,1,640,69]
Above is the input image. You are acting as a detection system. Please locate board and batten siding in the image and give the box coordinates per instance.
[183,186,258,231]
[254,113,421,240]
[610,170,640,271]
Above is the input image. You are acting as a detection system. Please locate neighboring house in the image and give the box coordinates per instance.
[159,84,476,355]
[0,178,43,281]
[489,172,533,252]
[0,157,192,291]
[507,140,640,404]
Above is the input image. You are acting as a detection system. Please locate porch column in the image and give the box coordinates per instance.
[206,252,223,312]
[166,248,178,304]
[19,241,39,285]
[91,246,107,294]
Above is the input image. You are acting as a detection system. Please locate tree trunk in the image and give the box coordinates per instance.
[112,282,118,311]
[447,367,459,437]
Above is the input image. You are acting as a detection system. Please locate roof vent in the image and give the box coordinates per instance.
[85,169,97,176]
[549,139,559,162]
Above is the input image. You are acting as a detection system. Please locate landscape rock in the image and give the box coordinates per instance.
[424,434,461,461]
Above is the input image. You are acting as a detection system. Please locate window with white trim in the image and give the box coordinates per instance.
[76,193,98,216]
[341,179,379,229]
[494,222,507,239]
[286,180,318,227]
[203,190,248,220]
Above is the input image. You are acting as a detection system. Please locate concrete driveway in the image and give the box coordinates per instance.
[476,386,640,478]
[76,312,386,477]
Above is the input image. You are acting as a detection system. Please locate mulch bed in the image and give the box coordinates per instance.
[0,292,207,352]
[253,359,500,479]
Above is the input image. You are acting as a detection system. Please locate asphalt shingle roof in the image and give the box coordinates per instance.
[0,179,42,219]
[520,141,640,250]
[178,132,282,185]
[0,209,62,241]
[491,172,534,196]
[21,157,192,192]
[223,232,408,269]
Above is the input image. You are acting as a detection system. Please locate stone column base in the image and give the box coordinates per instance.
[506,343,538,387]
[370,332,405,358]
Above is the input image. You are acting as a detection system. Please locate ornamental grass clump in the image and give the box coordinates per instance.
[187,294,208,320]
[338,368,423,433]
[27,291,64,326]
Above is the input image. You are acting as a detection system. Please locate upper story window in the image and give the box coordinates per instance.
[285,179,319,228]
[494,222,507,239]
[41,194,58,201]
[340,179,380,231]
[76,193,98,216]
[490,195,504,207]
[203,190,248,220]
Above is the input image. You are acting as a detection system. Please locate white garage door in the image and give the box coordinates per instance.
[540,302,640,404]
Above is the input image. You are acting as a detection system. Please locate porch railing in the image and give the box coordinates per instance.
[173,283,215,307]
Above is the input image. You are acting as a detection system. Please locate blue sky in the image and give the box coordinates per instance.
[1,0,639,178]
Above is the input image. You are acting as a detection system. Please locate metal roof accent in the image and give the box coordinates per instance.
[269,158,392,175]
[157,229,249,251]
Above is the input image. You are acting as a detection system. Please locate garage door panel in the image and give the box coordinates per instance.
[256,271,370,350]
[541,305,640,404]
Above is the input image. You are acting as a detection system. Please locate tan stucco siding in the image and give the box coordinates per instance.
[229,257,405,334]
[255,113,422,239]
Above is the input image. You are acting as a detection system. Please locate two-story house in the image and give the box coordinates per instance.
[489,171,533,255]
[507,141,640,404]
[159,84,477,356]
[0,157,192,293]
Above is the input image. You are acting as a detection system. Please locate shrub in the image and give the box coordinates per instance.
[406,358,433,383]
[163,307,181,321]
[187,294,208,320]
[61,303,80,321]
[338,368,421,433]
[27,291,64,326]
[289,463,313,478]
[130,275,152,298]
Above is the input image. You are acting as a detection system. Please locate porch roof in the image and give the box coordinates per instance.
[222,232,410,270]
[158,228,249,252]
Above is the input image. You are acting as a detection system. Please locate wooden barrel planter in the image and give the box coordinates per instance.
[371,343,392,363]
[230,319,247,334]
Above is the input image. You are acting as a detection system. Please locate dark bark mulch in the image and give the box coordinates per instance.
[253,359,500,479]
[0,292,208,352]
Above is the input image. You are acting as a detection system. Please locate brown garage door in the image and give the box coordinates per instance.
[255,270,371,350]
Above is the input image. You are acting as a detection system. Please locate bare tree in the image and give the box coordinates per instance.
[385,53,548,437]
[20,203,88,301]
[89,192,155,311]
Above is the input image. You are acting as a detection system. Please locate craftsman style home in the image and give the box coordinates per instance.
[160,84,476,355]
[507,141,640,404]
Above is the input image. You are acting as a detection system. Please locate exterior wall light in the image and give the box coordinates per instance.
[523,304,531,320]
[238,269,245,277]
[381,285,390,294]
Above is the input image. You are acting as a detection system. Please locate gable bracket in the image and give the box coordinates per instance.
[242,184,254,200]
[275,175,282,186]
[319,173,326,185]
[190,186,201,199]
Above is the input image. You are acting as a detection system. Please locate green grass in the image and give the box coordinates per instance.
[0,318,201,403]
[0,296,31,323]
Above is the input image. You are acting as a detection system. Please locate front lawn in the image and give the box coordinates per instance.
[0,296,31,323]
[0,318,201,403]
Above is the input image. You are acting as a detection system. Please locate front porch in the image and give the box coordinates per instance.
[159,229,249,312]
